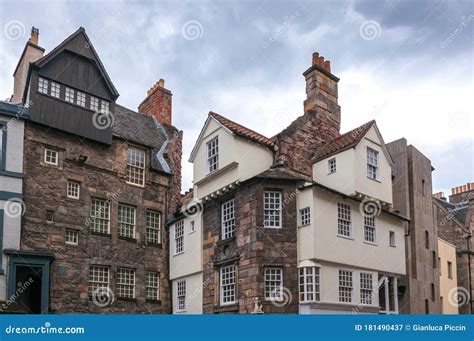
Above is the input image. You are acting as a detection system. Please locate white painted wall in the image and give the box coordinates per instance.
[298,187,406,275]
[192,117,274,199]
[312,148,355,195]
[172,273,203,314]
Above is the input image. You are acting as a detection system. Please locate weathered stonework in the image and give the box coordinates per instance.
[21,122,177,313]
[202,177,300,314]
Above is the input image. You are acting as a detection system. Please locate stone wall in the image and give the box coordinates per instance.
[21,122,173,313]
[202,177,299,314]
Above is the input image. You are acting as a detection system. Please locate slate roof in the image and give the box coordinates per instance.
[209,112,276,149]
[312,120,376,163]
[433,196,469,225]
[114,104,171,173]
[0,100,29,118]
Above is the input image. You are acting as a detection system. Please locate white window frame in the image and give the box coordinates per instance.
[264,191,282,228]
[65,87,75,103]
[189,220,196,234]
[360,272,374,305]
[90,96,99,112]
[367,147,379,180]
[44,148,58,165]
[38,77,49,94]
[146,210,161,244]
[67,180,80,199]
[299,267,320,303]
[146,272,160,301]
[220,264,236,305]
[50,81,60,98]
[76,91,86,107]
[364,216,376,244]
[299,207,311,226]
[221,199,236,239]
[328,157,336,174]
[126,148,146,187]
[116,268,135,299]
[176,280,186,312]
[65,229,79,245]
[174,220,184,255]
[88,265,110,295]
[338,269,353,303]
[337,203,352,238]
[264,267,284,301]
[90,198,111,234]
[207,136,219,173]
[389,231,396,247]
[117,204,136,239]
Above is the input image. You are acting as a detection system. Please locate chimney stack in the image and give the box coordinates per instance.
[138,79,173,126]
[12,26,44,104]
[451,182,474,195]
[433,192,446,201]
[303,51,341,133]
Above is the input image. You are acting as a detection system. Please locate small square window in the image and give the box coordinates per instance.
[50,82,60,98]
[190,220,196,233]
[328,158,336,174]
[299,207,310,226]
[65,229,79,245]
[76,91,86,107]
[65,87,75,103]
[46,210,54,222]
[44,148,58,165]
[67,180,80,199]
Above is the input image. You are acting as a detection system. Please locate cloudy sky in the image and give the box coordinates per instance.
[1,0,472,195]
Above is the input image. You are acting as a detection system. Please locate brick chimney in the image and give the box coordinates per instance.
[12,26,44,104]
[138,79,172,126]
[433,192,446,201]
[302,52,341,132]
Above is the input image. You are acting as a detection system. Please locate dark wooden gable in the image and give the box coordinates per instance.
[26,28,119,145]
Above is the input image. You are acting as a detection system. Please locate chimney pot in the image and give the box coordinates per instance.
[30,27,39,45]
[318,56,325,67]
[324,60,331,72]
[158,79,165,87]
[312,52,319,66]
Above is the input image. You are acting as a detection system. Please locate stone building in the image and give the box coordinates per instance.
[0,101,28,310]
[386,140,441,314]
[169,52,408,314]
[434,183,473,314]
[6,27,182,313]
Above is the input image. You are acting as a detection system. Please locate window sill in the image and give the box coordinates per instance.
[389,244,396,248]
[367,176,381,183]
[327,172,336,175]
[299,223,310,228]
[65,242,78,246]
[116,297,137,302]
[125,181,145,188]
[90,231,112,238]
[118,236,137,243]
[146,242,162,248]
[214,303,239,313]
[173,252,184,257]
[262,225,282,229]
[146,299,161,304]
[66,196,80,200]
[336,234,354,241]
[363,241,378,246]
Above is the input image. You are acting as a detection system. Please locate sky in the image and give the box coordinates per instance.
[1,0,473,196]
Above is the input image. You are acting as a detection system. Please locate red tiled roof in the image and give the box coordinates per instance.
[209,112,276,149]
[312,120,376,163]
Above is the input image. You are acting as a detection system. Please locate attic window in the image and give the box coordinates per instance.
[367,148,379,180]
[90,96,99,112]
[65,87,75,103]
[328,158,336,174]
[38,77,49,94]
[77,91,86,107]
[50,82,61,98]
[207,137,219,173]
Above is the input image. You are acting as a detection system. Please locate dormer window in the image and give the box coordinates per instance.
[76,91,86,107]
[65,87,75,103]
[101,100,110,114]
[207,137,219,173]
[90,96,99,112]
[38,77,49,94]
[367,148,379,180]
[50,82,61,98]
[328,158,336,174]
